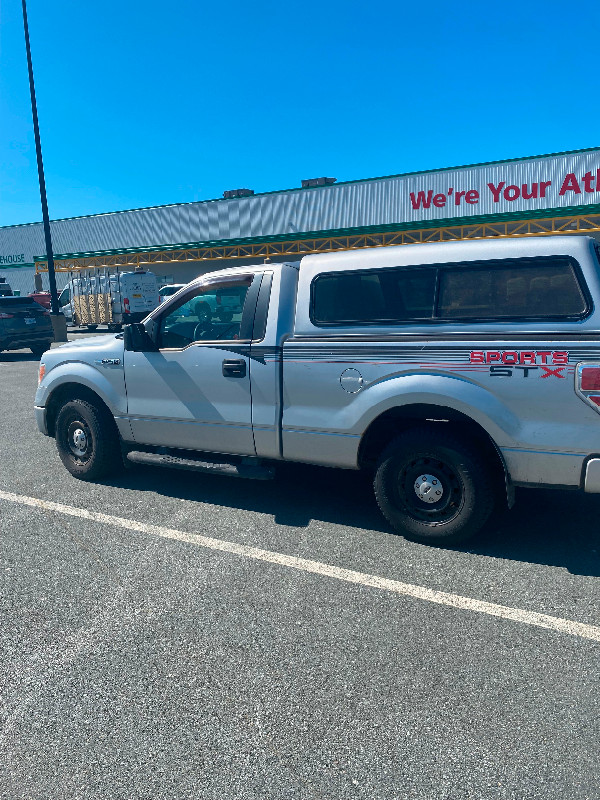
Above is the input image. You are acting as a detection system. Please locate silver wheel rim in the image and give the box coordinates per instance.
[66,420,91,460]
[413,473,444,504]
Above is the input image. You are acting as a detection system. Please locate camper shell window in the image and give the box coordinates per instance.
[310,256,589,326]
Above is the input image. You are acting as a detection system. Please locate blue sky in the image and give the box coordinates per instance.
[1,0,599,227]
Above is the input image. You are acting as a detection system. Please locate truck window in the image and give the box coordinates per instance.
[312,268,436,324]
[437,258,587,319]
[311,256,588,326]
[158,280,251,349]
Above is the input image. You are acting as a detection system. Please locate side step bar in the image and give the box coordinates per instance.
[126,450,275,481]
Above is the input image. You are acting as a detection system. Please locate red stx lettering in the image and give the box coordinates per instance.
[540,366,566,379]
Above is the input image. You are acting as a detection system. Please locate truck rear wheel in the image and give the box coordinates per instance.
[55,398,122,481]
[374,427,496,545]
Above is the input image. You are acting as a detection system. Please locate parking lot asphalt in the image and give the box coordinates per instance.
[1,337,599,800]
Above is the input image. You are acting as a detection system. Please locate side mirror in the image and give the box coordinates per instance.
[123,322,157,352]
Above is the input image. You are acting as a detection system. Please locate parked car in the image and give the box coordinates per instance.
[158,284,185,304]
[28,291,52,309]
[0,277,13,297]
[0,297,53,357]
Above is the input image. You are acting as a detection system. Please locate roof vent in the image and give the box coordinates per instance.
[223,188,255,199]
[301,177,336,189]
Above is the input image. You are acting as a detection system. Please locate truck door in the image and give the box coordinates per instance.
[124,274,261,455]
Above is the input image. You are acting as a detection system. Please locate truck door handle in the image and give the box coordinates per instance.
[222,358,247,378]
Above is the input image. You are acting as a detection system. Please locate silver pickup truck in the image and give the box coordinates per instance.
[35,235,600,545]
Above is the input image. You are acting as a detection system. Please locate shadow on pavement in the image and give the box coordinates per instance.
[106,461,383,533]
[464,487,600,577]
[102,463,600,577]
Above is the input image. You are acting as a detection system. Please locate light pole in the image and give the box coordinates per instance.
[21,0,66,339]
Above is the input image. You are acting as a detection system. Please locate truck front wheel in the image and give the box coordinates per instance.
[55,398,122,481]
[374,427,496,545]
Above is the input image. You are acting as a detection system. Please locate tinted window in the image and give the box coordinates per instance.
[312,268,436,324]
[438,259,586,319]
[311,256,588,326]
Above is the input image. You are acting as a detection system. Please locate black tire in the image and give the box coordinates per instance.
[30,342,51,359]
[86,325,98,331]
[374,426,496,545]
[107,323,122,332]
[55,398,123,481]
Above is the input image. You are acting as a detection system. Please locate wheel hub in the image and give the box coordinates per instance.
[414,473,444,504]
[396,456,462,523]
[68,421,89,458]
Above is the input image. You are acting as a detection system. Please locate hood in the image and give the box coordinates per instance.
[53,333,119,351]
[41,333,124,371]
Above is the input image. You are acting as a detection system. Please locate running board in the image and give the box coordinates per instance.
[126,451,275,480]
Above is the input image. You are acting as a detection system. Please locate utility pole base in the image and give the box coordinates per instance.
[50,313,68,342]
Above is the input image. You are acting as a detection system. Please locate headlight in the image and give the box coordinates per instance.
[38,363,46,384]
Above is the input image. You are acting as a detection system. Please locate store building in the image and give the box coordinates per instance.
[2,147,600,295]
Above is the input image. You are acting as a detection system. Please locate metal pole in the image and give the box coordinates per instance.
[21,0,59,315]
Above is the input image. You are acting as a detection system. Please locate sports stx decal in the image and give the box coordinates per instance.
[470,350,569,378]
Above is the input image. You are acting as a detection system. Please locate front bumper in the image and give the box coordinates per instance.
[35,405,49,436]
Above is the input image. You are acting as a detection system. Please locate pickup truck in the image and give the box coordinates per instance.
[35,235,600,545]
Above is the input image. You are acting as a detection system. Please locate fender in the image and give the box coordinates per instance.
[348,371,521,448]
[281,369,522,470]
[35,360,128,418]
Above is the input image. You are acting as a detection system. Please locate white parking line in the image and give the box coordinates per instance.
[1,489,599,643]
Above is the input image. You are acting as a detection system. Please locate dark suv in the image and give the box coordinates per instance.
[0,297,53,358]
